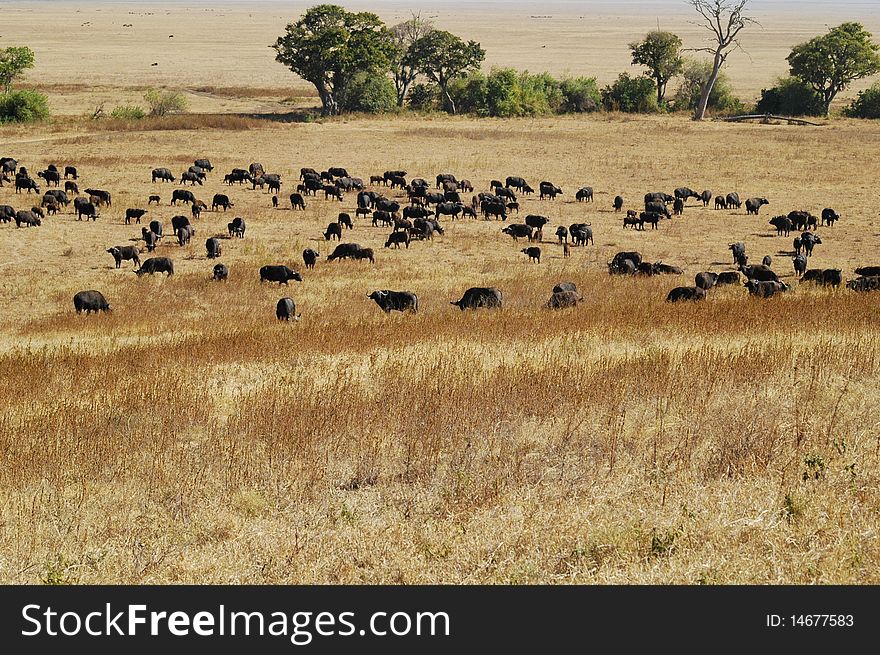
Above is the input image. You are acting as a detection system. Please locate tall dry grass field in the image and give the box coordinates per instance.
[1,112,879,583]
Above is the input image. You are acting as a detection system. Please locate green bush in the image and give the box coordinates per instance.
[143,88,188,116]
[601,73,658,113]
[0,89,49,123]
[559,76,601,113]
[755,77,824,116]
[339,72,396,113]
[407,83,437,110]
[447,73,488,115]
[109,105,146,120]
[845,81,880,118]
[672,59,744,115]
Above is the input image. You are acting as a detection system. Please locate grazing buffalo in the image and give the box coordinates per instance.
[525,215,549,231]
[375,199,401,213]
[171,214,192,232]
[385,231,411,249]
[125,208,147,224]
[148,220,163,239]
[289,193,306,210]
[260,265,302,285]
[85,189,111,207]
[569,223,593,246]
[624,213,644,230]
[725,192,741,209]
[801,268,842,287]
[403,205,429,220]
[206,237,222,258]
[435,202,464,219]
[793,254,807,276]
[821,208,840,226]
[276,297,300,321]
[644,192,674,205]
[855,266,880,278]
[326,243,375,263]
[300,167,319,180]
[553,282,577,294]
[192,199,207,219]
[715,271,741,286]
[847,276,880,292]
[176,225,194,246]
[700,190,712,206]
[142,229,158,252]
[451,287,503,310]
[575,186,593,202]
[436,173,456,188]
[73,290,111,314]
[194,159,213,172]
[652,263,683,275]
[15,177,39,194]
[745,197,769,215]
[674,187,700,202]
[502,224,533,241]
[76,201,98,221]
[135,257,174,276]
[65,181,79,195]
[368,290,419,313]
[641,211,662,229]
[14,210,41,227]
[482,201,507,221]
[212,194,233,211]
[212,263,228,281]
[714,196,727,210]
[695,272,719,290]
[171,189,195,206]
[249,162,265,178]
[338,213,353,230]
[746,280,788,297]
[107,245,141,268]
[148,194,160,205]
[44,189,69,206]
[180,171,203,186]
[0,205,15,222]
[152,168,175,183]
[548,290,580,309]
[505,176,528,191]
[666,286,706,303]
[227,217,246,238]
[609,251,642,275]
[539,182,562,200]
[613,195,624,211]
[372,210,393,228]
[65,166,78,179]
[645,201,671,218]
[521,247,541,263]
[303,249,319,269]
[37,169,60,186]
[324,222,342,240]
[673,198,684,215]
[555,226,568,243]
[740,264,779,282]
[799,232,822,257]
[769,215,792,236]
[762,255,773,267]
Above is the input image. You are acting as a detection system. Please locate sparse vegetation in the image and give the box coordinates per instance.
[143,88,189,116]
[0,88,49,123]
[109,105,147,120]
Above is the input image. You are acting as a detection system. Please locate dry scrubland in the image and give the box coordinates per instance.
[0,113,879,583]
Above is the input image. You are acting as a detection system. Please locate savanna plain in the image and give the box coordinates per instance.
[1,1,879,584]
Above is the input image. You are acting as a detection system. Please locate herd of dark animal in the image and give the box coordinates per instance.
[1,155,877,318]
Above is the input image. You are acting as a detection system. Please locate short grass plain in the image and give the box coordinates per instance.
[0,1,879,584]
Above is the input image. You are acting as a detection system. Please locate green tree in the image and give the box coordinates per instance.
[0,89,49,123]
[272,4,396,116]
[688,1,757,120]
[389,13,434,107]
[845,81,880,119]
[601,73,658,113]
[629,31,683,106]
[559,77,601,113]
[0,46,36,94]
[407,30,485,114]
[338,72,396,113]
[673,58,743,114]
[754,77,824,116]
[143,89,188,116]
[787,22,880,117]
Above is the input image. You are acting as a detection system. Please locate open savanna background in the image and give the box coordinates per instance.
[1,1,880,584]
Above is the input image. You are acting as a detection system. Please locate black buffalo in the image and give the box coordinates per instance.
[327,243,375,263]
[212,263,228,281]
[171,189,195,205]
[73,290,111,314]
[206,237,222,258]
[260,265,302,285]
[276,297,300,321]
[135,257,174,276]
[303,249,319,269]
[666,286,706,302]
[107,246,141,268]
[745,197,769,215]
[547,290,581,309]
[451,287,503,310]
[368,290,419,313]
[575,186,593,202]
[152,167,175,183]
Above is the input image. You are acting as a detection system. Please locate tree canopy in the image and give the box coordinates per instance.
[389,13,434,107]
[0,46,36,95]
[272,4,396,115]
[787,22,880,116]
[406,30,485,114]
[629,31,683,106]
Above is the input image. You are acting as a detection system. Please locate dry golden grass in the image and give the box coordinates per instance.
[1,111,880,584]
